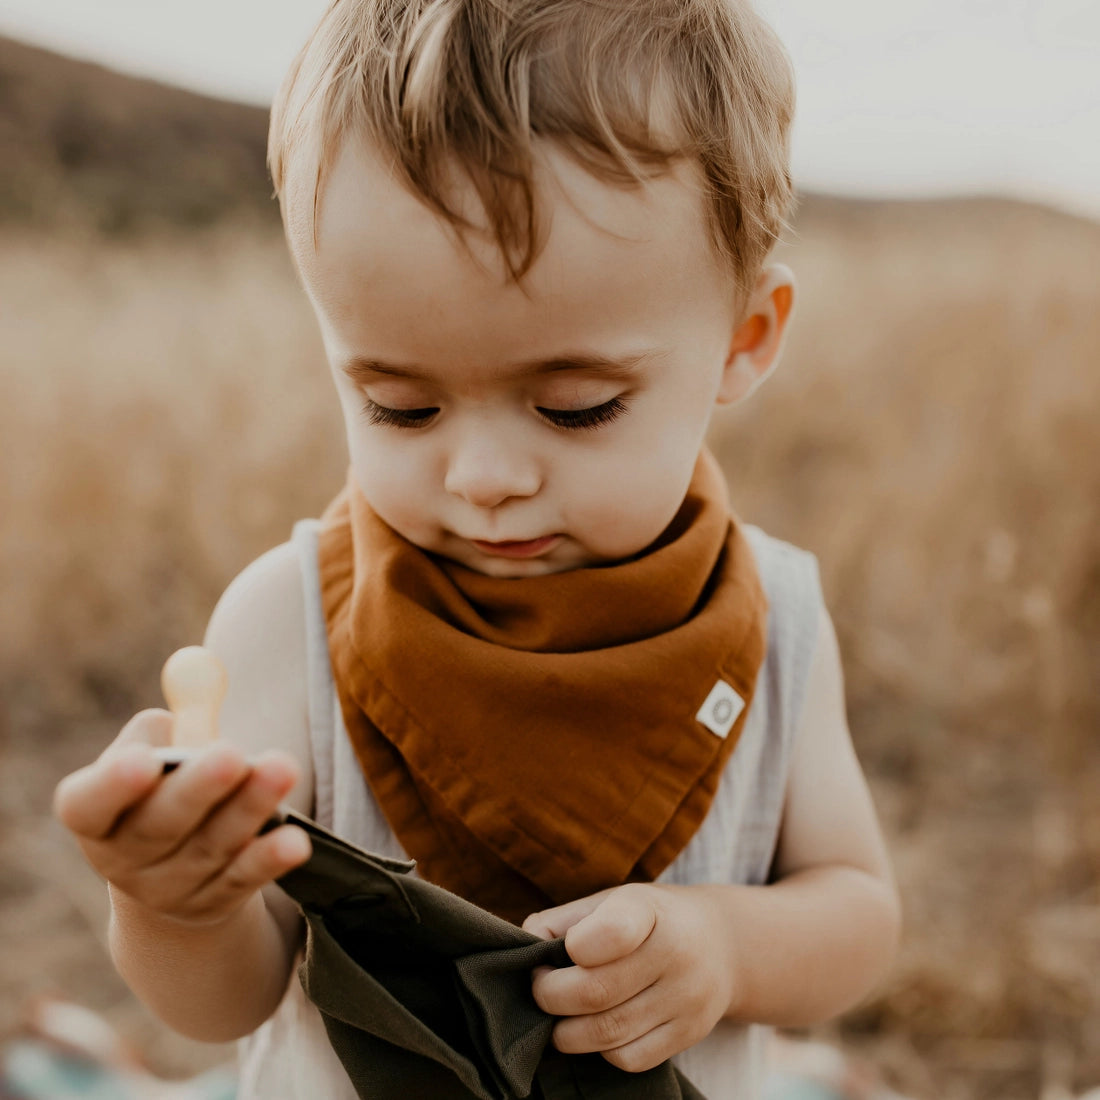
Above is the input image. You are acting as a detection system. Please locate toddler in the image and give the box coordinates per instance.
[54,1,901,1096]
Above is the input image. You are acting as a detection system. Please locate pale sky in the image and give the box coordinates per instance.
[1,0,1098,220]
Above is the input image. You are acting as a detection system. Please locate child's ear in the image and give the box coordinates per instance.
[717,263,796,405]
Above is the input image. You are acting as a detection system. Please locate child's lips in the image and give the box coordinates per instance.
[470,535,561,559]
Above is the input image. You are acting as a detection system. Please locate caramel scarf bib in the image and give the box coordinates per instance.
[317,450,767,924]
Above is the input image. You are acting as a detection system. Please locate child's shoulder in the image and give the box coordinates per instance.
[202,539,314,816]
[207,539,304,633]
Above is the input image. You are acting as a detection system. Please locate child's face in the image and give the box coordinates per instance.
[290,140,782,577]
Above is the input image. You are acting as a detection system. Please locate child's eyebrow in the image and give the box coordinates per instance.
[340,351,657,384]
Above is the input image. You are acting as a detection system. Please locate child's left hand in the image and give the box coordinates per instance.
[523,883,734,1072]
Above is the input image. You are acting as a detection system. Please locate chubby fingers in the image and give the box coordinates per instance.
[532,884,659,1015]
[88,746,294,874]
[563,883,660,969]
[174,749,305,877]
[532,885,719,1071]
[86,747,310,921]
[180,821,311,923]
[54,710,173,839]
[535,954,665,1053]
[522,887,615,941]
[93,742,253,861]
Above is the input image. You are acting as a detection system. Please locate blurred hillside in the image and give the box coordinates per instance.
[1,35,1098,1100]
[0,36,276,233]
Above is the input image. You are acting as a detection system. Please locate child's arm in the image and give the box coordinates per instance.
[54,543,315,1042]
[525,606,901,1073]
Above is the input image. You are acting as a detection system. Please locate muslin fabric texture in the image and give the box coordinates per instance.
[237,517,822,1099]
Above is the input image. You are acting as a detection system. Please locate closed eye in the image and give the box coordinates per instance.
[362,399,439,429]
[536,397,628,431]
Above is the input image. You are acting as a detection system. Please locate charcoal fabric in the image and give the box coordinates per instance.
[276,811,705,1100]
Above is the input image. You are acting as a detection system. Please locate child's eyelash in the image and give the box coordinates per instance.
[362,400,438,428]
[537,397,628,431]
[362,396,629,431]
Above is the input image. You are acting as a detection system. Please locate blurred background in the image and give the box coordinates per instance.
[0,2,1097,1098]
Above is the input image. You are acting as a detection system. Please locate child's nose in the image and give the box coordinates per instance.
[443,432,541,509]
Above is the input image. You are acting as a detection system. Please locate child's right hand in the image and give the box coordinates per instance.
[53,708,311,928]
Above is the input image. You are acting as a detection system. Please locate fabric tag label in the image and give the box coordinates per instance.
[695,679,745,738]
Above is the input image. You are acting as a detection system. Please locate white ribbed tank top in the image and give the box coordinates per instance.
[238,520,822,1100]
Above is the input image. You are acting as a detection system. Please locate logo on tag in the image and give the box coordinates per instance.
[695,680,744,738]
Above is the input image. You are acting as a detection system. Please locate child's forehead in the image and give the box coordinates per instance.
[287,137,738,371]
[288,136,725,291]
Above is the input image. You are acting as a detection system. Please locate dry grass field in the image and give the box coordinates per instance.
[1,36,1098,1100]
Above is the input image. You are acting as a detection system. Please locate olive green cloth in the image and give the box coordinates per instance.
[275,811,706,1100]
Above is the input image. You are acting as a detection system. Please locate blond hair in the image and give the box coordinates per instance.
[269,0,794,296]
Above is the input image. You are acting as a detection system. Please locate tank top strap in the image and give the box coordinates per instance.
[659,525,822,892]
[290,518,338,831]
[291,519,409,856]
[743,523,822,764]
